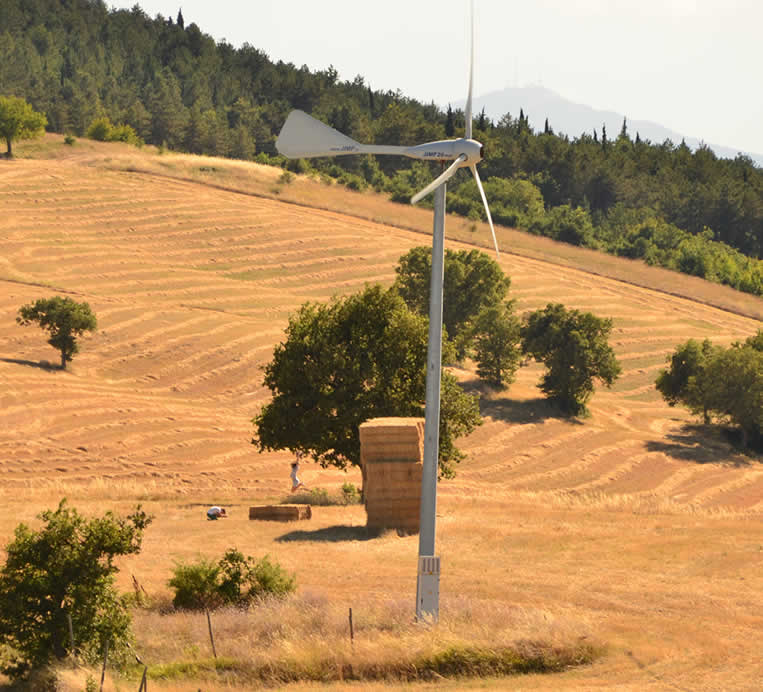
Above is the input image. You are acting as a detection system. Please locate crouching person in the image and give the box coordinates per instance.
[207,506,227,520]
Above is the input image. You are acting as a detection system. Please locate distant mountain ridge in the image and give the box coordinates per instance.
[458,85,763,167]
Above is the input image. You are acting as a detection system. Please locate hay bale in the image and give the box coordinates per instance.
[359,417,424,533]
[249,505,312,521]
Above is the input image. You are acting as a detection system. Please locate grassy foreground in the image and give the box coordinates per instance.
[35,596,599,690]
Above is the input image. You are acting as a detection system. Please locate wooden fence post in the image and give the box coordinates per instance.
[137,665,148,692]
[348,607,354,647]
[206,609,217,659]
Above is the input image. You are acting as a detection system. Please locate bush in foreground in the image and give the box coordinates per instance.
[0,501,152,679]
[169,549,296,610]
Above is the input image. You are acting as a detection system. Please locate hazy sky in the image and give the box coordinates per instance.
[108,0,763,155]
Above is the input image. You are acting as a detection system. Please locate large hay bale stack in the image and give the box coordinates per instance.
[360,417,424,533]
[249,505,312,521]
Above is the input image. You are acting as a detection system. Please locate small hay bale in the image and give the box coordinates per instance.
[249,505,312,521]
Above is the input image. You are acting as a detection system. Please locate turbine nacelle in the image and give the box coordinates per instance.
[274,0,498,259]
[405,138,483,167]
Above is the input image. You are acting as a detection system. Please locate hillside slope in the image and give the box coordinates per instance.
[1,139,763,691]
[1,138,760,511]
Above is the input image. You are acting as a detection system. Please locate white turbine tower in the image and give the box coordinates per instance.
[275,0,497,622]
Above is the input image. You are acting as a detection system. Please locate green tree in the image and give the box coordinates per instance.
[147,67,188,150]
[445,104,455,137]
[0,95,47,157]
[703,345,763,449]
[252,284,481,478]
[655,339,718,424]
[483,177,545,226]
[0,500,152,678]
[394,247,510,360]
[472,303,522,389]
[541,204,596,246]
[743,329,763,352]
[521,303,622,415]
[17,296,97,369]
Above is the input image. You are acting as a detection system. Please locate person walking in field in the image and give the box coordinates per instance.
[206,506,227,520]
[290,452,308,492]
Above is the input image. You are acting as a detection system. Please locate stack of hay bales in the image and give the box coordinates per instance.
[359,417,424,533]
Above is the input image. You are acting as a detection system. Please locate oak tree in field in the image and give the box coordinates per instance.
[702,344,762,449]
[252,284,481,478]
[472,302,522,389]
[521,303,621,416]
[657,332,762,449]
[0,501,152,678]
[17,296,97,369]
[0,95,47,157]
[655,338,718,424]
[394,247,511,360]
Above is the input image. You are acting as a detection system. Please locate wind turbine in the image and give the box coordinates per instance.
[275,0,497,622]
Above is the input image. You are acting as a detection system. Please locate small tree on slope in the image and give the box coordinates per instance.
[17,296,97,369]
[0,96,47,157]
[521,303,621,416]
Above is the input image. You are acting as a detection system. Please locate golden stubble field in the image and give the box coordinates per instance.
[1,136,762,690]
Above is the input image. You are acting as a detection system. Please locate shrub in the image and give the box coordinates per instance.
[285,157,310,174]
[108,123,141,145]
[168,559,222,610]
[63,134,76,145]
[338,171,368,191]
[289,485,361,506]
[359,155,387,190]
[0,501,152,679]
[86,116,113,141]
[86,118,142,146]
[341,482,361,504]
[169,549,295,610]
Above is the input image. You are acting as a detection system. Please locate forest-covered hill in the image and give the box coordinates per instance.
[463,85,763,168]
[1,0,761,295]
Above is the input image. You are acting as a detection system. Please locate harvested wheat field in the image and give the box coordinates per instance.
[1,136,762,690]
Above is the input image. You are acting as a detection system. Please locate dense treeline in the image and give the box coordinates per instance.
[2,0,761,294]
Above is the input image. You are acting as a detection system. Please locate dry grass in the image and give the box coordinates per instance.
[1,135,762,689]
[12,134,763,322]
[125,596,596,686]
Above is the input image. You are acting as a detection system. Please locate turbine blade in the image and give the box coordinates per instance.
[470,165,499,258]
[411,155,467,205]
[464,0,474,140]
[276,110,361,158]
